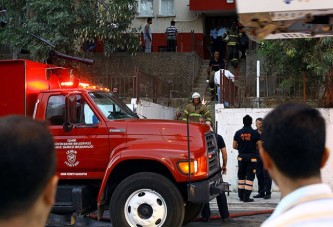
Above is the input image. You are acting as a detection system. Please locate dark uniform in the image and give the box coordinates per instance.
[207,58,225,99]
[201,133,229,221]
[255,129,272,198]
[234,126,260,201]
[226,24,240,68]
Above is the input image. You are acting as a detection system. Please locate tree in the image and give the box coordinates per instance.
[258,38,333,107]
[0,0,140,62]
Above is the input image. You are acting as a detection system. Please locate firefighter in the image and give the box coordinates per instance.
[182,92,212,123]
[233,115,261,202]
[226,22,240,68]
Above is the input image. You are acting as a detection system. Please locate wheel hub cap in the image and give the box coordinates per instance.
[124,189,167,227]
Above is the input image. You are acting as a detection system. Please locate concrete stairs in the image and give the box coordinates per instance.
[173,56,247,123]
[191,57,247,102]
[192,59,210,101]
[190,59,216,124]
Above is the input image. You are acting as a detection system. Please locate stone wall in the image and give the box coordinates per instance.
[78,52,202,98]
[0,51,202,99]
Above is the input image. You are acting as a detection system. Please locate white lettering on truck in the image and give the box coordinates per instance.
[55,140,94,150]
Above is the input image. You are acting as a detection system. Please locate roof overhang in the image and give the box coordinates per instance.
[189,0,236,12]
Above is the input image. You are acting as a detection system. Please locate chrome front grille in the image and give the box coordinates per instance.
[205,132,220,176]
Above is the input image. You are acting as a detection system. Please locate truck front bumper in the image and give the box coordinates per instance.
[187,171,228,203]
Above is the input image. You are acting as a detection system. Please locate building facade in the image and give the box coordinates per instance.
[132,0,238,57]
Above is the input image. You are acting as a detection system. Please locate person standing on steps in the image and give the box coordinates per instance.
[207,51,225,101]
[233,115,261,202]
[253,117,272,200]
[165,20,178,52]
[216,22,227,59]
[226,21,240,68]
[143,17,153,53]
[209,23,218,54]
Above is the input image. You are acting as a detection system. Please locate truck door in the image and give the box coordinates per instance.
[45,93,110,179]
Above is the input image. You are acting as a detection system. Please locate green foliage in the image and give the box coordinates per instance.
[258,37,333,106]
[0,0,140,62]
[258,38,333,78]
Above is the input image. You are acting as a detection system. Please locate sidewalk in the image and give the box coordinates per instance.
[210,192,281,211]
[186,192,281,227]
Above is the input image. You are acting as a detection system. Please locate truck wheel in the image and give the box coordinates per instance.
[110,172,185,227]
[182,202,204,225]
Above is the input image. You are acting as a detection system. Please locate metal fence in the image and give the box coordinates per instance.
[220,75,239,107]
[241,76,321,99]
[213,70,239,107]
[82,72,329,108]
[81,76,135,99]
[236,75,328,107]
[138,31,209,58]
[214,74,330,108]
[134,67,172,106]
[81,67,172,106]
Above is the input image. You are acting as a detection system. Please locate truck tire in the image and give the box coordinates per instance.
[109,172,185,227]
[182,202,204,225]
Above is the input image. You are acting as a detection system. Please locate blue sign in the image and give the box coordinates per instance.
[284,0,293,4]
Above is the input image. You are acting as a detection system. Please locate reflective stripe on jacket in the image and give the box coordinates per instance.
[182,103,211,123]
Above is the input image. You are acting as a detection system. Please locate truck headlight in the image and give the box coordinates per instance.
[177,160,198,175]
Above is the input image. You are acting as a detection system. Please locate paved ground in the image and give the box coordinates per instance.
[47,192,281,227]
[186,192,280,226]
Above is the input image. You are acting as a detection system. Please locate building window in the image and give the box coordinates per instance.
[160,0,174,16]
[139,0,153,16]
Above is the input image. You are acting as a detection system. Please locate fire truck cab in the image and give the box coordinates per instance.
[0,59,225,227]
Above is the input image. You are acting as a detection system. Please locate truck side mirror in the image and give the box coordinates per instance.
[63,122,73,133]
[64,93,78,132]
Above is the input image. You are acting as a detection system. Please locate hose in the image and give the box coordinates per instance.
[195,209,274,221]
[87,209,274,222]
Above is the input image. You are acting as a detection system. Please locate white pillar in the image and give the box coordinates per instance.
[256,60,260,98]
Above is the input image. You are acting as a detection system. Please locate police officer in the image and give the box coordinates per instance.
[253,118,272,199]
[182,92,211,123]
[233,115,261,202]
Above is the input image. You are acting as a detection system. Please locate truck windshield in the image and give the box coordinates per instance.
[88,92,138,120]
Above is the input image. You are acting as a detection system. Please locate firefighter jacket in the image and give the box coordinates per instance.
[227,31,240,46]
[182,103,212,123]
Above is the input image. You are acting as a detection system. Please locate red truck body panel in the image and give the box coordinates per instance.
[0,59,63,116]
[35,90,113,179]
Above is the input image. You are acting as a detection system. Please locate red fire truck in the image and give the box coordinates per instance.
[0,59,224,227]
